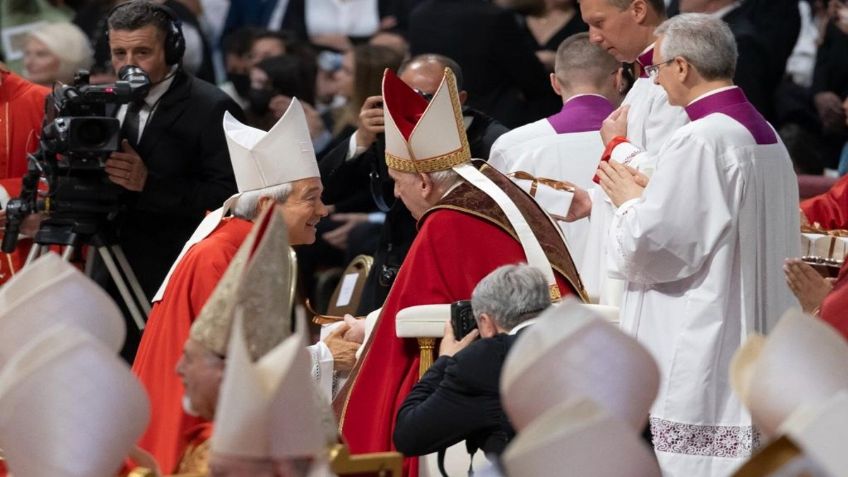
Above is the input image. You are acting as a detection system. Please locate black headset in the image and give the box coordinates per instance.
[106,1,186,66]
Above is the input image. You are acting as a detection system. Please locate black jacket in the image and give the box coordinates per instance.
[93,69,242,320]
[394,333,519,457]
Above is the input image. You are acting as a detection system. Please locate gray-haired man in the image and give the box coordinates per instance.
[597,13,800,477]
[393,264,551,459]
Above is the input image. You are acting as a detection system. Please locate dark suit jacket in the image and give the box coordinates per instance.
[394,333,519,457]
[408,0,558,128]
[109,70,242,300]
[722,7,777,121]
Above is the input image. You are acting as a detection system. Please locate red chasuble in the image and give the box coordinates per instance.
[338,208,576,476]
[132,218,252,472]
[801,174,848,230]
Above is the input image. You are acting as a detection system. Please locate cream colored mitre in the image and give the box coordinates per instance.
[0,325,149,477]
[0,252,125,369]
[730,308,848,438]
[776,390,848,477]
[212,314,333,461]
[501,298,660,432]
[153,98,318,303]
[502,399,661,477]
[189,203,294,360]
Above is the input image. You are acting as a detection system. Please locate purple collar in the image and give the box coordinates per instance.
[636,47,654,79]
[546,95,615,134]
[685,87,777,145]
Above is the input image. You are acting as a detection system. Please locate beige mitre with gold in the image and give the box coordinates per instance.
[189,202,295,360]
[381,68,566,301]
[211,314,334,470]
[0,252,125,369]
[0,325,149,477]
[500,298,660,432]
[730,308,848,439]
[154,98,319,302]
[502,399,661,477]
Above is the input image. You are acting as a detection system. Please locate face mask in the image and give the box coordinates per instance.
[247,88,274,115]
[228,72,251,98]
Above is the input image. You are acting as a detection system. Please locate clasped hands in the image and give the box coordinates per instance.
[323,314,367,372]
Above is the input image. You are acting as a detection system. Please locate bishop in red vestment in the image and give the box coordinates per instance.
[801,174,848,230]
[132,99,326,472]
[336,69,587,476]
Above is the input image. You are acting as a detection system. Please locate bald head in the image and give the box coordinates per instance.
[554,33,619,92]
[398,54,464,95]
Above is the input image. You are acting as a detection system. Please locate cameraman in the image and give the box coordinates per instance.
[97,1,243,356]
[393,264,551,461]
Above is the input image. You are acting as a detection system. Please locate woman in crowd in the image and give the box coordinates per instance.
[23,22,94,86]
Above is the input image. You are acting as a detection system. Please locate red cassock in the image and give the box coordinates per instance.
[821,260,848,341]
[338,208,575,476]
[132,218,252,472]
[0,72,49,285]
[801,174,848,230]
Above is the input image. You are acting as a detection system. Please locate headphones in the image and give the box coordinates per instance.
[106,1,186,66]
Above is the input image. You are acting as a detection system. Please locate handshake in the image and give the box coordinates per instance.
[322,314,367,372]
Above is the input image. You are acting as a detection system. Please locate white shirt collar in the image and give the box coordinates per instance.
[143,66,178,108]
[508,318,539,336]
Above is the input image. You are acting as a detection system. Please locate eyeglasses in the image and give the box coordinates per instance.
[644,59,675,80]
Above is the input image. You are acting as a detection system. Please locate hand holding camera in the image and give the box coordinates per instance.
[356,95,385,150]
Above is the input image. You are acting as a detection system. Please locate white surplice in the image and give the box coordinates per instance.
[607,87,801,477]
[489,95,615,300]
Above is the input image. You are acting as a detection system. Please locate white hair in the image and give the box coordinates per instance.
[26,22,94,84]
[471,264,551,331]
[428,169,463,191]
[656,13,738,81]
[232,182,293,220]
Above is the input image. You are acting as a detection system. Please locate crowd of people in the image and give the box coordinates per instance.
[0,0,847,476]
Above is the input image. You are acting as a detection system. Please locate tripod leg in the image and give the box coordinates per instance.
[97,246,146,331]
[109,245,152,316]
[62,245,75,261]
[25,243,43,266]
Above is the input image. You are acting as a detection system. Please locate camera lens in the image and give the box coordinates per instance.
[75,118,112,148]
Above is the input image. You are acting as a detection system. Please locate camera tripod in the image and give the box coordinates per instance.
[25,217,150,332]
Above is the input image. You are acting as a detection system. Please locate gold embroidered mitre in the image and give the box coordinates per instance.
[382,67,471,173]
[189,204,294,361]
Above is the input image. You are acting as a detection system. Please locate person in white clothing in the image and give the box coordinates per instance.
[597,14,800,477]
[488,33,622,301]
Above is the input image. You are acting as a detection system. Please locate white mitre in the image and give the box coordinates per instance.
[730,308,848,438]
[382,68,567,302]
[500,298,660,432]
[0,325,149,477]
[212,315,333,464]
[153,99,319,302]
[501,399,661,477]
[778,391,848,477]
[0,252,125,369]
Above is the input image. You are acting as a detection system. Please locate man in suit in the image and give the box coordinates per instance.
[102,0,243,360]
[393,264,552,459]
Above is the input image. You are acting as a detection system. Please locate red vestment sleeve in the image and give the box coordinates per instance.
[339,210,570,476]
[801,174,848,230]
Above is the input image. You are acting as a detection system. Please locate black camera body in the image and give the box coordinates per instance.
[451,300,478,339]
[1,67,151,253]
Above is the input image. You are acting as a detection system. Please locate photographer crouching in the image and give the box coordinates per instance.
[393,264,552,466]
